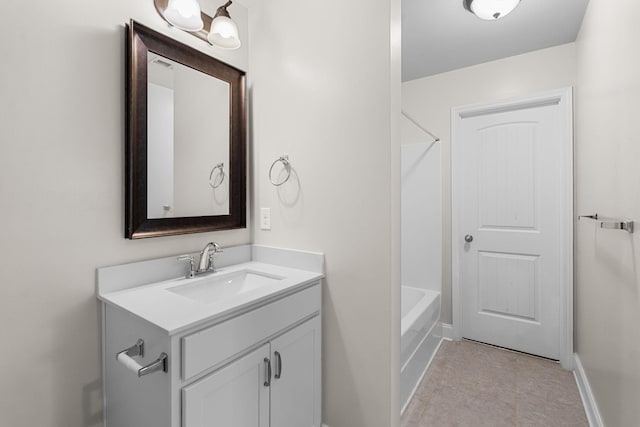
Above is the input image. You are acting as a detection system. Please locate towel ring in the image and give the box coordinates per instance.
[269,155,291,186]
[209,163,225,189]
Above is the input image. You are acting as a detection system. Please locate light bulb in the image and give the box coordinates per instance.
[207,4,241,49]
[164,0,204,31]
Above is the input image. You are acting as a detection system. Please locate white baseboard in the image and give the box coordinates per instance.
[441,323,455,341]
[573,354,604,427]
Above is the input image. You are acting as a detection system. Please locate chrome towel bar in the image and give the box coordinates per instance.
[578,214,634,234]
[116,339,168,377]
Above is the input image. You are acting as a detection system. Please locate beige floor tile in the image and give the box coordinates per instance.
[516,357,582,405]
[419,384,516,427]
[402,394,427,427]
[516,390,588,427]
[402,340,588,427]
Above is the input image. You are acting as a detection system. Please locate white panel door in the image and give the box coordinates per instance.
[458,101,564,360]
[182,344,270,427]
[270,317,322,427]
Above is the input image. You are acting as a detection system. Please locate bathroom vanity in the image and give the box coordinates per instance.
[97,245,323,427]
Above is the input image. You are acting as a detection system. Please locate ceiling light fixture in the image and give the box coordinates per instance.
[207,1,241,50]
[463,0,521,21]
[163,0,204,31]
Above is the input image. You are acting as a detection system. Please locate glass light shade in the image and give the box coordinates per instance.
[208,16,241,49]
[468,0,520,20]
[164,0,204,32]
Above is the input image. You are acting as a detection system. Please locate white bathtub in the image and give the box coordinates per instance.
[400,286,442,413]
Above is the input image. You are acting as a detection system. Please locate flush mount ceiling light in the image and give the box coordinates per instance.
[163,0,204,31]
[208,1,241,50]
[463,0,521,20]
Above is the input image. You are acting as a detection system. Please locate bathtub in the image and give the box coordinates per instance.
[400,286,442,413]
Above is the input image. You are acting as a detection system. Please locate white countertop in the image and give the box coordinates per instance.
[98,261,323,335]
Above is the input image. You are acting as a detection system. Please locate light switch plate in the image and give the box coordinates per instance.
[260,208,271,230]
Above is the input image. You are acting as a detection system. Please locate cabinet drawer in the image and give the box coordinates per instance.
[182,283,320,380]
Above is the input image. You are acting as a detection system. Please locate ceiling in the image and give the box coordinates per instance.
[402,0,590,81]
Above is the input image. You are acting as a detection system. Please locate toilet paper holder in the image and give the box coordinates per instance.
[116,339,168,377]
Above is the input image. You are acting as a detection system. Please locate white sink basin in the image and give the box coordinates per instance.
[166,270,285,304]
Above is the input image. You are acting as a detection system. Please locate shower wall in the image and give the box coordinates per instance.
[401,121,441,293]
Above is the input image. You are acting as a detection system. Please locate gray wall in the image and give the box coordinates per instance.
[575,0,640,424]
[0,3,251,426]
[246,0,402,425]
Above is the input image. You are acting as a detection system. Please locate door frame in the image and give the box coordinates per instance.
[450,87,574,369]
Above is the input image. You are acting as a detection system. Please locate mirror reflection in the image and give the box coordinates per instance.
[147,52,230,219]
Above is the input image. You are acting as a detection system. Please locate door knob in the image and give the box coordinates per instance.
[464,234,474,243]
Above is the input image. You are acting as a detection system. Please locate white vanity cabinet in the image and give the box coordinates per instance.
[182,316,321,427]
[269,316,321,427]
[182,343,271,427]
[102,280,322,427]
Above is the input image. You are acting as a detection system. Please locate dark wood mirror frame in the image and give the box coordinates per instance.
[125,20,246,239]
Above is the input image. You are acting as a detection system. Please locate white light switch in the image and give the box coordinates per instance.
[260,208,271,230]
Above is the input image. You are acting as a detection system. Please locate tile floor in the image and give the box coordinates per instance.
[402,340,588,427]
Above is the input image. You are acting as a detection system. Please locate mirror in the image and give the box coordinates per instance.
[126,20,246,239]
[147,52,231,218]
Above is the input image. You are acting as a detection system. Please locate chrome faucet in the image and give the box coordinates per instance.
[199,242,223,272]
[177,242,224,278]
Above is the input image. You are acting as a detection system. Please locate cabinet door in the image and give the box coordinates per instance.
[182,343,270,427]
[270,316,321,427]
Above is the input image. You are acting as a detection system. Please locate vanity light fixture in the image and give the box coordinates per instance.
[463,0,521,20]
[163,0,204,31]
[208,1,241,50]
